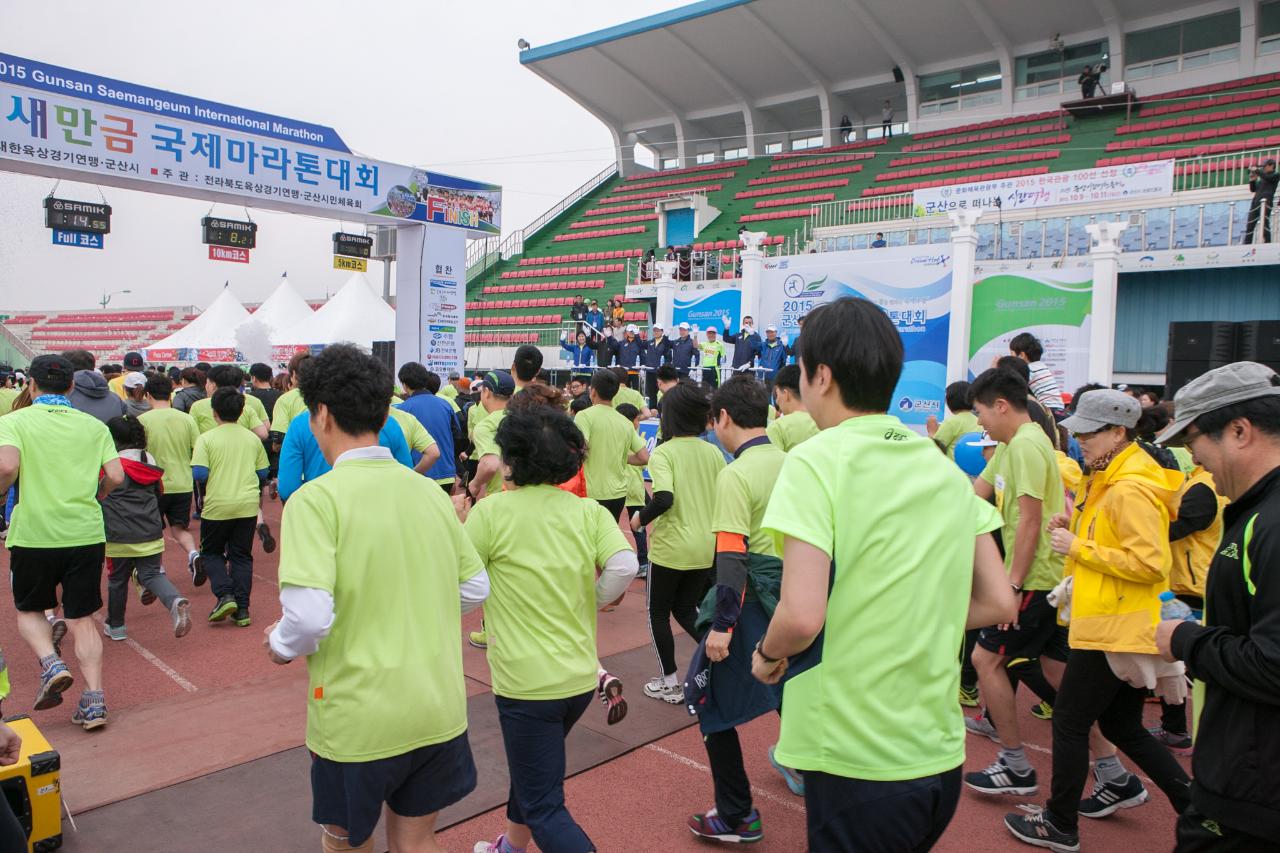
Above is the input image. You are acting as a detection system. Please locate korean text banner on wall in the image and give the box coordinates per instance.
[911,160,1173,218]
[0,53,500,234]
[967,267,1093,397]
[760,247,953,430]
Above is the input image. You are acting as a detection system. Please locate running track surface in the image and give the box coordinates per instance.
[0,500,1189,851]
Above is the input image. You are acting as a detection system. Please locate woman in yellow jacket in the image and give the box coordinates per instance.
[1004,389,1192,852]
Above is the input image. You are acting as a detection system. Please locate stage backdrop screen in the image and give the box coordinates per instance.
[967,268,1093,397]
[760,247,953,430]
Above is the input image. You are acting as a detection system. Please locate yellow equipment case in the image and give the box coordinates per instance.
[0,714,61,851]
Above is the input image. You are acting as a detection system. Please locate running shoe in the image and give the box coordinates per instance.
[48,617,67,659]
[1147,726,1193,755]
[71,700,108,731]
[598,671,627,725]
[268,479,279,500]
[964,757,1039,796]
[768,745,804,796]
[256,522,276,554]
[687,807,763,843]
[472,835,516,853]
[635,562,649,580]
[188,551,207,587]
[233,608,252,628]
[468,629,488,650]
[208,595,238,623]
[103,623,127,642]
[965,712,1001,743]
[1004,810,1079,852]
[32,660,73,711]
[959,684,980,707]
[1078,773,1148,819]
[1031,701,1054,721]
[171,598,192,639]
[133,570,156,606]
[643,677,684,704]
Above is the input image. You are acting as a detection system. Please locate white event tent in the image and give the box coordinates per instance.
[143,287,251,355]
[247,275,316,340]
[278,274,394,349]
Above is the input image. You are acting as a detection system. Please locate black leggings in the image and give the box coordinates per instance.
[646,564,712,676]
[595,497,626,524]
[1046,649,1191,831]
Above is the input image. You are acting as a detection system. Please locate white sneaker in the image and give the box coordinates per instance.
[643,677,684,704]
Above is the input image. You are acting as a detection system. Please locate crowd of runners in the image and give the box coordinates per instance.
[0,295,1276,853]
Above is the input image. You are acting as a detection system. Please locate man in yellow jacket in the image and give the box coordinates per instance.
[1004,389,1192,852]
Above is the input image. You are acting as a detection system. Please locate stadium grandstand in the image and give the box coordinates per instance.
[450,0,1280,386]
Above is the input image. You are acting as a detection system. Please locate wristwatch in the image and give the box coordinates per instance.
[754,637,782,664]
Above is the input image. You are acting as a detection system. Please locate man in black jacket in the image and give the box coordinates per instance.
[722,315,761,373]
[1244,158,1278,244]
[1156,361,1280,852]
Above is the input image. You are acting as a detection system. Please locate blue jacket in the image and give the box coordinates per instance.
[560,340,595,369]
[585,310,605,332]
[615,336,645,369]
[723,329,761,369]
[278,411,412,501]
[395,392,458,481]
[642,335,673,369]
[758,339,788,376]
[671,335,699,370]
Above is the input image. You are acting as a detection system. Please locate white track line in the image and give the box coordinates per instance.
[644,743,806,813]
[94,616,197,693]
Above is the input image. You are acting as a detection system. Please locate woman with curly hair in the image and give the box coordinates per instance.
[465,405,638,853]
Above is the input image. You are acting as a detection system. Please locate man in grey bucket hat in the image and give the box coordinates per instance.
[1153,361,1280,851]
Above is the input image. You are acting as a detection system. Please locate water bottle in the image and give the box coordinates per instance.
[1159,590,1196,622]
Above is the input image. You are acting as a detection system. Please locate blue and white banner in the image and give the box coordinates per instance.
[0,53,501,234]
[673,288,742,332]
[912,160,1174,217]
[760,247,953,431]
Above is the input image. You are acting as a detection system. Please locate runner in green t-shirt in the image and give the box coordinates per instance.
[615,403,650,578]
[465,371,515,502]
[577,370,649,521]
[609,366,651,419]
[191,388,269,627]
[688,376,787,843]
[928,381,981,458]
[631,381,725,703]
[966,367,1068,796]
[386,405,440,475]
[266,344,486,852]
[462,404,636,853]
[138,375,206,580]
[750,299,1013,850]
[766,365,820,452]
[0,355,125,724]
[268,352,310,437]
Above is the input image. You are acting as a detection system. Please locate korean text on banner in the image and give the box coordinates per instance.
[759,247,953,432]
[0,53,501,235]
[912,160,1174,218]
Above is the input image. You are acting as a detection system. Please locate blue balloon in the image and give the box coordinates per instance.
[953,431,989,477]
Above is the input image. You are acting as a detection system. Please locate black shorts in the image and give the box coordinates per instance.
[310,731,476,847]
[10,543,106,619]
[977,590,1070,662]
[158,491,192,528]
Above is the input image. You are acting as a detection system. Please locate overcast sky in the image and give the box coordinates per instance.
[0,1,680,311]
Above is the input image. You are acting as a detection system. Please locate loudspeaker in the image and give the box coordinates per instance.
[1237,320,1280,366]
[371,340,395,372]
[1167,322,1238,363]
[892,65,905,83]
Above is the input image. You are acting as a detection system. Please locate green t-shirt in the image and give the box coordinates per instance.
[139,407,200,494]
[762,414,1002,781]
[190,394,266,434]
[980,421,1065,591]
[386,407,437,454]
[1170,445,1195,475]
[576,404,645,500]
[107,539,165,559]
[0,387,18,417]
[471,407,506,496]
[271,387,306,434]
[766,411,820,453]
[0,404,116,548]
[648,436,725,569]
[467,402,486,442]
[625,460,646,507]
[611,386,647,415]
[466,485,629,699]
[933,411,980,458]
[713,441,786,557]
[698,339,725,366]
[192,424,268,520]
[278,455,483,761]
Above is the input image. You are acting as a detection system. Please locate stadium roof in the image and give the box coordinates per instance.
[521,0,1221,170]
